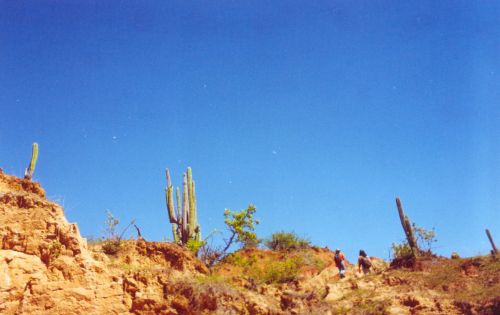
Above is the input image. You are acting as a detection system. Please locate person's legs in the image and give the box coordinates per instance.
[339,261,346,278]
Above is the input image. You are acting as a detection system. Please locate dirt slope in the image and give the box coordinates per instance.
[0,169,128,314]
[1,169,499,315]
[0,170,281,314]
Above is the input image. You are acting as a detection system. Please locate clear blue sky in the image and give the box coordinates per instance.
[1,1,499,261]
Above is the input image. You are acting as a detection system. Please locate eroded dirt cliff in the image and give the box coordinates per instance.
[1,170,499,315]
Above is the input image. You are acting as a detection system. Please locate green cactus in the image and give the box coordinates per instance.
[175,187,181,225]
[182,172,189,243]
[187,167,196,236]
[165,169,177,223]
[165,167,201,246]
[165,169,180,244]
[192,180,201,242]
[172,224,179,244]
[24,142,39,180]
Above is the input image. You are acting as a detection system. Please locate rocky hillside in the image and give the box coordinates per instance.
[1,170,499,314]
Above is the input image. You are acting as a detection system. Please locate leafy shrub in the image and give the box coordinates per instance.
[451,252,460,259]
[257,257,301,284]
[186,238,205,255]
[391,242,413,260]
[391,224,437,260]
[265,231,310,251]
[412,223,437,251]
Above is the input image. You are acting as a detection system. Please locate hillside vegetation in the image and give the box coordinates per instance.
[1,169,499,314]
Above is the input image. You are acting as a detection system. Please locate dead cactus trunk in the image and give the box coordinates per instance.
[396,197,418,258]
[485,229,498,256]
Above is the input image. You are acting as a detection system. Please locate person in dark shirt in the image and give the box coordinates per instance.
[357,249,372,274]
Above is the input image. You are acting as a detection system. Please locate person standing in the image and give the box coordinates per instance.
[358,249,372,274]
[334,249,346,278]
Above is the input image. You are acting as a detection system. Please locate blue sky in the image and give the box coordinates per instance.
[1,1,499,261]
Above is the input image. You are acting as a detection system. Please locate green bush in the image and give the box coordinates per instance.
[257,257,301,284]
[391,242,413,260]
[412,223,437,251]
[265,231,310,251]
[391,223,437,260]
[186,238,205,255]
[201,204,260,267]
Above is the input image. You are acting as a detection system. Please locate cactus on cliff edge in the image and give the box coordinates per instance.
[165,167,201,245]
[24,142,39,180]
[396,197,418,257]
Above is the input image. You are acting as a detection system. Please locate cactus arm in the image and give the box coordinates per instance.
[195,225,201,242]
[172,224,180,244]
[176,186,181,226]
[165,169,178,224]
[187,167,196,237]
[24,142,38,180]
[192,179,198,235]
[182,173,189,243]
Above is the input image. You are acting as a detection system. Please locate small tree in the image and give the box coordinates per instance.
[412,223,437,252]
[104,210,120,240]
[200,204,260,267]
[102,211,121,255]
[222,204,260,251]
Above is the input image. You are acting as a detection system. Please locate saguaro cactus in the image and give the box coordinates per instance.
[24,142,39,180]
[165,167,201,245]
[395,197,418,257]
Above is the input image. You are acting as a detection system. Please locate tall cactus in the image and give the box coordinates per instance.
[24,142,39,180]
[395,197,418,257]
[165,167,201,245]
[192,180,201,241]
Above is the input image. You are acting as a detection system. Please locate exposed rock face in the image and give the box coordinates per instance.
[0,170,283,315]
[0,170,128,314]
